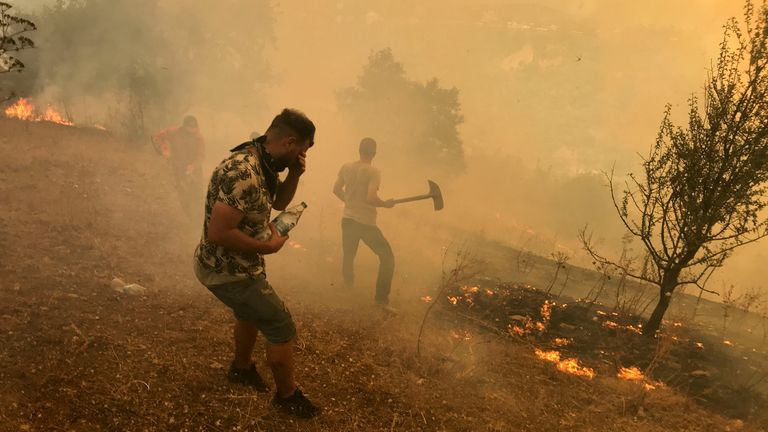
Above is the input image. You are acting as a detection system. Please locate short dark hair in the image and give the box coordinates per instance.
[182,115,198,128]
[267,108,316,147]
[359,137,376,156]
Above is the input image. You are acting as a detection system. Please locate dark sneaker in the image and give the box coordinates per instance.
[227,363,269,392]
[272,388,321,418]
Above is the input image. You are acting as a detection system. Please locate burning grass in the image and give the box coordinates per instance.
[436,277,768,425]
[4,97,74,126]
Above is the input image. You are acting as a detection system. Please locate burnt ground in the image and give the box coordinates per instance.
[0,117,764,431]
[440,280,768,424]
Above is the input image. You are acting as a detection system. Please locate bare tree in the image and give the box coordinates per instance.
[546,251,570,294]
[0,2,35,100]
[581,1,768,336]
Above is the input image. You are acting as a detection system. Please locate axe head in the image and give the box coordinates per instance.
[428,180,444,211]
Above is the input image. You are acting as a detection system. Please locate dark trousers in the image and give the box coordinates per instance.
[341,218,394,304]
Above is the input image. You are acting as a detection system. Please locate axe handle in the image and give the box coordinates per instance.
[392,194,432,204]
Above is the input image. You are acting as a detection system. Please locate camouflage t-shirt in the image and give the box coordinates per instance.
[195,147,278,279]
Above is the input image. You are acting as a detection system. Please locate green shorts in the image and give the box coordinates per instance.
[206,275,296,344]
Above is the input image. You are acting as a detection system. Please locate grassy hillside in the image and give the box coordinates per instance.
[0,118,761,431]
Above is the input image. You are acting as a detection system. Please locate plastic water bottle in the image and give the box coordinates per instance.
[272,201,307,236]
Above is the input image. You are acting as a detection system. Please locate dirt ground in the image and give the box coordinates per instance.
[0,118,764,431]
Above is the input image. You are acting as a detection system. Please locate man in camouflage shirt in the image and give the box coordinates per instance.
[193,109,319,418]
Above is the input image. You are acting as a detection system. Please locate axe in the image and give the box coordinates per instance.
[392,180,444,211]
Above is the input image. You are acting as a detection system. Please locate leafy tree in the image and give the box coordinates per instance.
[581,1,768,337]
[0,1,35,101]
[337,48,465,174]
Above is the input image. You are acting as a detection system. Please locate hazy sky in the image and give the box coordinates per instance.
[265,0,743,174]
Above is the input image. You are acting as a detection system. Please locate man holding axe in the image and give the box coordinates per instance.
[333,137,396,309]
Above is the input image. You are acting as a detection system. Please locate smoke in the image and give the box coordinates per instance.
[19,0,273,153]
[13,0,763,297]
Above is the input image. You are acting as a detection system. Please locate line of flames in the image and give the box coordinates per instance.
[4,98,74,126]
[534,349,596,379]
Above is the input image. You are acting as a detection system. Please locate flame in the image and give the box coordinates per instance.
[484,289,495,296]
[447,296,459,305]
[508,324,525,337]
[4,98,74,126]
[460,285,479,294]
[695,342,704,349]
[618,366,662,390]
[618,366,644,381]
[723,340,733,346]
[552,338,571,347]
[535,349,596,379]
[601,320,643,334]
[421,295,433,303]
[540,300,552,323]
[5,97,34,120]
[450,329,472,340]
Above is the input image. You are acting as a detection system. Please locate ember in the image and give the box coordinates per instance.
[421,295,433,303]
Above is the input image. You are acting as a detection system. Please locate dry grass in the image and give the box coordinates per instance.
[0,118,761,431]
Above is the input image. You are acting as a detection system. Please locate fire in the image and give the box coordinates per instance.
[4,98,74,126]
[601,320,643,334]
[618,366,644,381]
[5,97,34,119]
[421,295,433,303]
[447,296,459,305]
[552,337,571,347]
[540,300,552,323]
[618,366,662,390]
[534,349,596,379]
[460,285,479,294]
[509,325,525,336]
[450,329,472,340]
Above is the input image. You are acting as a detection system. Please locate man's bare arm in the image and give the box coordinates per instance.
[274,173,299,211]
[207,201,288,254]
[367,176,394,208]
[333,173,345,202]
[274,151,305,210]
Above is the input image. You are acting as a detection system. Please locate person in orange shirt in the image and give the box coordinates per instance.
[152,115,206,219]
[152,115,206,180]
